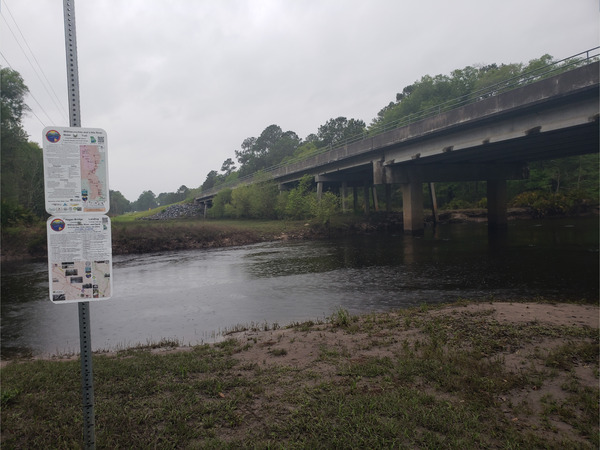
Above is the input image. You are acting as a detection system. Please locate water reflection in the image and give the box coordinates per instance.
[1,217,597,358]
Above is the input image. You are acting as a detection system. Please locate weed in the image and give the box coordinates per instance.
[329,307,357,328]
[269,348,288,357]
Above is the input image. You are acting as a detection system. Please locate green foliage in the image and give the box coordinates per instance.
[517,155,599,197]
[109,190,131,216]
[210,188,233,218]
[230,185,252,218]
[284,174,314,220]
[1,67,29,139]
[425,181,486,209]
[234,125,301,177]
[317,116,366,148]
[210,175,280,220]
[201,169,220,191]
[510,190,592,217]
[247,177,280,219]
[132,190,157,211]
[329,307,357,327]
[1,201,39,227]
[155,185,190,207]
[1,68,45,221]
[310,191,340,226]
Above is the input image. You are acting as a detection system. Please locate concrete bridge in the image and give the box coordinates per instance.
[197,60,599,233]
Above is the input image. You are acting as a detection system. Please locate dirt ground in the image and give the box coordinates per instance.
[229,301,599,439]
[231,302,598,367]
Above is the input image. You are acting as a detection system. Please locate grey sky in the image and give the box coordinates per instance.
[2,0,598,202]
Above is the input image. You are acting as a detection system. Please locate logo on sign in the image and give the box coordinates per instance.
[46,130,61,143]
[50,218,66,231]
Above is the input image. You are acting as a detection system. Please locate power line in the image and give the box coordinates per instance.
[1,1,68,124]
[2,0,69,121]
[1,48,49,127]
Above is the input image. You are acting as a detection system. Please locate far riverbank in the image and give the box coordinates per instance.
[1,207,597,262]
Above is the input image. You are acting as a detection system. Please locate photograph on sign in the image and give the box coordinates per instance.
[42,127,109,214]
[47,215,113,303]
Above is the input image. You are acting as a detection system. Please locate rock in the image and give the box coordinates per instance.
[140,203,204,220]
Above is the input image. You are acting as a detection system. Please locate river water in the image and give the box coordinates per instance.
[2,217,598,358]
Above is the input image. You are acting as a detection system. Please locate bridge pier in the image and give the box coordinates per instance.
[401,179,425,234]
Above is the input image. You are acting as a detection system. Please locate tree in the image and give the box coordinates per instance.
[284,174,314,219]
[134,190,157,211]
[109,190,131,216]
[235,125,301,176]
[201,170,220,191]
[176,185,190,201]
[1,67,29,143]
[1,67,45,220]
[209,188,232,218]
[317,117,366,148]
[220,158,236,176]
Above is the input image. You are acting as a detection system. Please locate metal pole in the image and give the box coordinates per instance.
[63,1,95,448]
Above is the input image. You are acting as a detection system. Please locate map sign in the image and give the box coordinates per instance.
[43,127,109,214]
[47,215,113,303]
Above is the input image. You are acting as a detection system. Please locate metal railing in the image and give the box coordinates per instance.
[197,47,599,200]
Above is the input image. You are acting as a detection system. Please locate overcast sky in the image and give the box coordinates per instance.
[2,0,598,202]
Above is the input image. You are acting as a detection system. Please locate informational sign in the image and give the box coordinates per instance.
[42,127,109,214]
[47,215,113,303]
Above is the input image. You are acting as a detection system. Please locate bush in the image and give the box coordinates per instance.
[1,201,39,227]
[284,175,314,220]
[510,190,593,217]
[310,192,340,226]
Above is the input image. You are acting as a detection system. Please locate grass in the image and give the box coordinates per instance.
[1,302,598,448]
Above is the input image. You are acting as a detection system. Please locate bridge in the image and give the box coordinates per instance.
[197,55,599,233]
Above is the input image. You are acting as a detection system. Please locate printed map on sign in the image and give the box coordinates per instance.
[47,215,113,303]
[80,144,107,207]
[43,127,109,214]
[50,260,111,301]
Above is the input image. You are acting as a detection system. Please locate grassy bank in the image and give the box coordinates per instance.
[2,301,598,448]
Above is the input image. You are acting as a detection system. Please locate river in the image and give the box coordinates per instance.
[2,217,598,358]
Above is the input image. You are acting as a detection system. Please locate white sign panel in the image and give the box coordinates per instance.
[42,127,109,214]
[47,215,113,303]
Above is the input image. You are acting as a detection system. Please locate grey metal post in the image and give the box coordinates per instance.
[64,1,95,448]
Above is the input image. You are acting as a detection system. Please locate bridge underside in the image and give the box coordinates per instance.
[313,118,599,233]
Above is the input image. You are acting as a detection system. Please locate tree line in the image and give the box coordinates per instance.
[2,52,598,226]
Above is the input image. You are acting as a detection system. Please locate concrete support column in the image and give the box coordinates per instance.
[428,182,439,224]
[401,179,424,234]
[316,181,323,201]
[341,182,348,213]
[487,179,508,229]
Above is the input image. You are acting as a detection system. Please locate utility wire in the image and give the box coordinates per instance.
[1,47,49,127]
[0,3,65,125]
[2,0,69,121]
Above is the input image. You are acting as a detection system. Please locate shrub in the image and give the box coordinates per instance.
[510,190,592,217]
